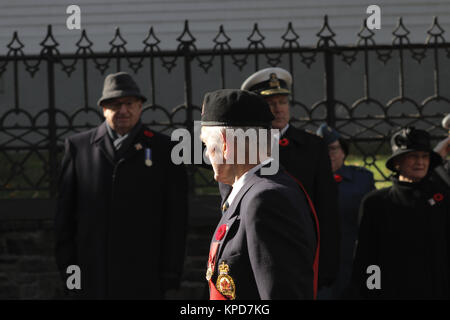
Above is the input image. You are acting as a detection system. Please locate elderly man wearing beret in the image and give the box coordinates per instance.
[218,67,339,294]
[54,72,189,299]
[200,89,319,300]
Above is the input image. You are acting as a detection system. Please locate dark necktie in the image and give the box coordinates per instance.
[221,201,229,213]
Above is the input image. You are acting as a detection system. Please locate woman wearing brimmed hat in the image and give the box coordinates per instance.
[350,127,449,299]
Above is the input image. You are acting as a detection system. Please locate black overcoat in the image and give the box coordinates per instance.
[351,177,450,299]
[55,122,188,299]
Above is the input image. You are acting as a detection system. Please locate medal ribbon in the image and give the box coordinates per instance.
[207,241,227,300]
[207,241,219,278]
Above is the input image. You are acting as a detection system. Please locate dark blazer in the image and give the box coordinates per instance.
[55,121,189,299]
[219,124,339,287]
[210,168,317,299]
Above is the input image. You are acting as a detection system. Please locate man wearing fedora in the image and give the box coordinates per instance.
[351,127,449,299]
[55,72,189,299]
[219,67,339,293]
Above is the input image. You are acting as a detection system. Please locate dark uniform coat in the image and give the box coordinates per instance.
[351,177,450,299]
[210,168,317,299]
[55,121,188,299]
[332,165,375,298]
[219,125,339,287]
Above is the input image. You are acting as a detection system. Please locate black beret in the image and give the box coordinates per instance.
[201,89,274,127]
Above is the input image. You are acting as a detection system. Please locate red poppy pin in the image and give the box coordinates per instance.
[428,193,444,206]
[215,224,228,241]
[334,174,343,183]
[433,193,444,202]
[279,138,289,147]
[144,130,154,138]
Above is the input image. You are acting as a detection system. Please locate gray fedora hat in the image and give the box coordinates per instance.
[97,72,147,107]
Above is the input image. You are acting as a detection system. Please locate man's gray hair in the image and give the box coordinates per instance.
[201,126,273,165]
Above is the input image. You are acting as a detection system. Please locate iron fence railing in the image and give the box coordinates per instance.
[0,16,449,198]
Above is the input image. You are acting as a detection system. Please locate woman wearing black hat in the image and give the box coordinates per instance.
[350,127,449,299]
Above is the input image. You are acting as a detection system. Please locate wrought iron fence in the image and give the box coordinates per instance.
[0,16,449,199]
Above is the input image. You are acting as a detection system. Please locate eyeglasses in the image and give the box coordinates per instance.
[105,98,139,110]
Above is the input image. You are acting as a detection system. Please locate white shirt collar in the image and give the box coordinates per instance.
[280,123,290,137]
[225,158,273,208]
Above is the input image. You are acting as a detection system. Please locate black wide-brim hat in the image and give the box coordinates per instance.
[97,71,147,107]
[386,127,443,172]
[201,89,274,127]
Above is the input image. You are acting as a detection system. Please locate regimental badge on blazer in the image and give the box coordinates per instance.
[216,261,236,300]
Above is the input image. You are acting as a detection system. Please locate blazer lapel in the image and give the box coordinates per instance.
[114,122,146,162]
[214,214,239,251]
[284,125,305,146]
[220,184,233,208]
[215,173,260,260]
[91,122,115,165]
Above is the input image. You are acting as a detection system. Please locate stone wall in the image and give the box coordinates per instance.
[0,220,63,299]
[0,196,220,300]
